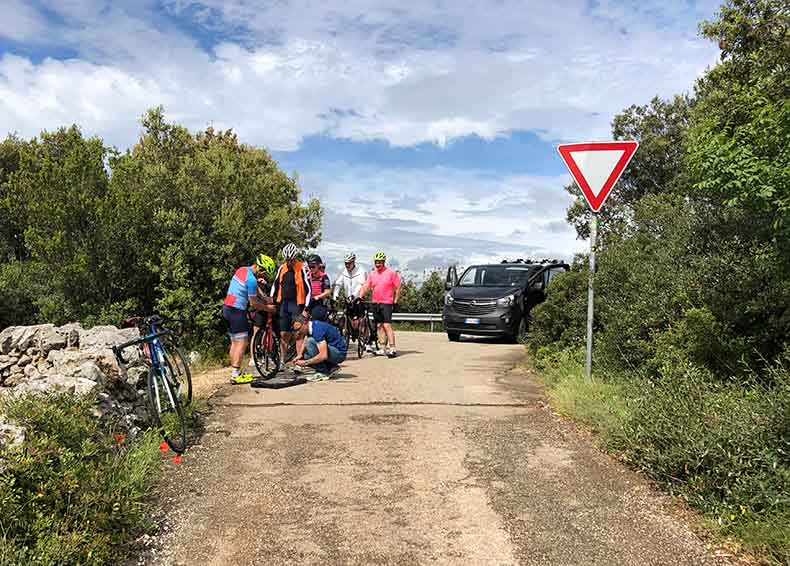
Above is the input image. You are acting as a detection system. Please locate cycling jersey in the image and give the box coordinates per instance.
[333,265,367,300]
[224,266,258,310]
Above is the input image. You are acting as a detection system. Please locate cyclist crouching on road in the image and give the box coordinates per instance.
[222,254,277,384]
[358,251,401,358]
[306,254,331,322]
[291,315,346,381]
[270,244,311,372]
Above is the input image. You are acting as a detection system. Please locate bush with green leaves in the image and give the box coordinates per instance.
[0,108,321,350]
[0,393,161,565]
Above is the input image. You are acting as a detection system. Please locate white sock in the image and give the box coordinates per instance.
[231,366,240,378]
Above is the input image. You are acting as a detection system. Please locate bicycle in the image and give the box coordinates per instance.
[251,311,280,378]
[113,315,192,453]
[345,299,378,358]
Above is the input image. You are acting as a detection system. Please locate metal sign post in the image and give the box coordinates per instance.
[556,141,638,379]
[586,213,597,378]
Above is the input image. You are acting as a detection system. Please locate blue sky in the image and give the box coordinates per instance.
[0,0,721,276]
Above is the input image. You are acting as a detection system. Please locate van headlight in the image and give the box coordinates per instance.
[497,294,516,307]
[445,293,454,306]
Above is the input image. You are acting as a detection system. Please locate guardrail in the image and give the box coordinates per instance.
[368,312,443,332]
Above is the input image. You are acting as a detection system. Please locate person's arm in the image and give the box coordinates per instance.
[318,274,332,300]
[301,265,312,306]
[270,267,280,301]
[332,271,341,300]
[297,340,328,365]
[248,272,267,309]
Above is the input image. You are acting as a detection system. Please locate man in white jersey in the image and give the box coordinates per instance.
[333,252,367,338]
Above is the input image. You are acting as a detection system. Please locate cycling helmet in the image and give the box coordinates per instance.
[255,254,276,276]
[307,253,323,267]
[373,251,386,261]
[344,252,356,263]
[282,243,298,260]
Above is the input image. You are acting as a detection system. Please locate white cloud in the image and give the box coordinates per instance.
[0,0,720,149]
[296,164,585,274]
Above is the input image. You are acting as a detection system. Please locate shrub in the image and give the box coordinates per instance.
[0,393,161,565]
[616,356,790,561]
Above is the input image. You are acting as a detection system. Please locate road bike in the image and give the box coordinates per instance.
[251,311,280,378]
[334,298,377,358]
[113,315,192,453]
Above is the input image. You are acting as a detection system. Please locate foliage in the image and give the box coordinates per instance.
[534,348,790,563]
[531,1,790,561]
[565,95,693,242]
[398,270,446,313]
[0,393,161,565]
[0,108,321,349]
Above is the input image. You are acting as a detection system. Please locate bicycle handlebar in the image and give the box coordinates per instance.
[112,329,172,365]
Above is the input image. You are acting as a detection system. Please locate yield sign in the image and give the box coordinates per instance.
[557,141,638,212]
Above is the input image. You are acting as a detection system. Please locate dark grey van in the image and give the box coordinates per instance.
[442,259,569,342]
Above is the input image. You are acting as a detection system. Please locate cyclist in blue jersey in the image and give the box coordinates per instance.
[222,254,276,384]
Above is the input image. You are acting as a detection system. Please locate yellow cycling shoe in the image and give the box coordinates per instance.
[230,373,254,384]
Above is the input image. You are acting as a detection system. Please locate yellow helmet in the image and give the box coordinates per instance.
[373,251,386,261]
[255,254,276,277]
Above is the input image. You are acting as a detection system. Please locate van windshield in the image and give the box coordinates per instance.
[457,265,533,287]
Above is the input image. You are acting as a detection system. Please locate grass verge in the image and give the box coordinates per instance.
[531,346,790,565]
[0,392,162,566]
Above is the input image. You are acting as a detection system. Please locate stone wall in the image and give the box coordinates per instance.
[0,323,153,447]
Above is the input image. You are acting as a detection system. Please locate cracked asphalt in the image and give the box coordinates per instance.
[141,332,732,566]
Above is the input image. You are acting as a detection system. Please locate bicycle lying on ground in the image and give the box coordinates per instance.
[112,315,193,453]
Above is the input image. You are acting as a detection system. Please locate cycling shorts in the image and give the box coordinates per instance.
[372,303,393,324]
[222,305,249,341]
[279,300,304,332]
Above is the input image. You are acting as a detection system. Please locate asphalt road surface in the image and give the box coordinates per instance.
[142,332,732,566]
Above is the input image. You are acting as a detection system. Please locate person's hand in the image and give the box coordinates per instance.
[295,359,307,367]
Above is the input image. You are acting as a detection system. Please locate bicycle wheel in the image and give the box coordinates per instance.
[357,316,370,358]
[147,365,188,453]
[253,325,279,378]
[162,345,192,406]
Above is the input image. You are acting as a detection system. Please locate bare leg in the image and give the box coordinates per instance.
[280,331,291,365]
[230,337,246,369]
[377,323,387,347]
[383,323,395,349]
[249,325,259,363]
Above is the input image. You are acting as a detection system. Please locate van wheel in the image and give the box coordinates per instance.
[516,316,529,343]
[447,332,460,342]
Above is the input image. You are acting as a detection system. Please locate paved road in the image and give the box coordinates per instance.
[144,332,729,566]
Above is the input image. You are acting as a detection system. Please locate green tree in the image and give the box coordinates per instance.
[566,95,693,242]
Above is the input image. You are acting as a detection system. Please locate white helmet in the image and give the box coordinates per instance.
[282,243,299,260]
[344,252,356,262]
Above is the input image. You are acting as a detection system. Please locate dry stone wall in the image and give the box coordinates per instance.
[0,323,153,447]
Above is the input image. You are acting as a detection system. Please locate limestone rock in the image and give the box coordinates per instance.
[38,329,68,357]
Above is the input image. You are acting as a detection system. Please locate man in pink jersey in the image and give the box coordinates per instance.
[358,251,401,358]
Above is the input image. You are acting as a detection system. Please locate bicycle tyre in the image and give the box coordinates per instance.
[357,316,370,358]
[253,325,279,378]
[162,345,193,405]
[147,365,188,454]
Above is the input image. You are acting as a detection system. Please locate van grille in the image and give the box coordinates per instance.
[452,300,497,316]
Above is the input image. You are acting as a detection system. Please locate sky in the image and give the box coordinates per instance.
[0,0,722,277]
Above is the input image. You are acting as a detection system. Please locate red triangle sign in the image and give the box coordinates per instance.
[557,141,638,212]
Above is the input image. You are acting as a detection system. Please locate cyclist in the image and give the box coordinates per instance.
[270,243,311,371]
[358,251,401,358]
[222,254,274,384]
[333,252,367,337]
[306,254,332,322]
[248,254,277,368]
[291,315,346,381]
